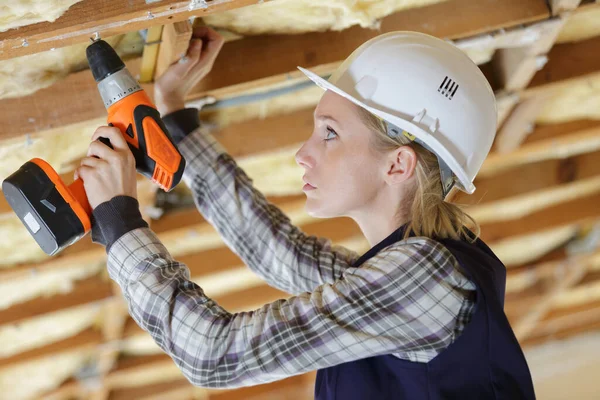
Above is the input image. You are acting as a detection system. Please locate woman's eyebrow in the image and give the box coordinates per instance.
[315,114,341,126]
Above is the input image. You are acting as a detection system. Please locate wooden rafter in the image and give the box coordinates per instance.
[479,192,600,242]
[479,125,600,178]
[154,20,193,80]
[0,0,261,62]
[524,33,600,97]
[0,0,551,140]
[513,260,588,340]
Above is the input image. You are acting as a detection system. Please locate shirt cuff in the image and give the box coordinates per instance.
[91,195,149,252]
[162,108,200,145]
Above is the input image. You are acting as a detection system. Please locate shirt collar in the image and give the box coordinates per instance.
[352,223,411,267]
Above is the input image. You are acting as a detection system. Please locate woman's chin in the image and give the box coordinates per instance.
[304,199,338,219]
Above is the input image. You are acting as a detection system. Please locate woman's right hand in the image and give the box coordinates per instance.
[154,26,225,116]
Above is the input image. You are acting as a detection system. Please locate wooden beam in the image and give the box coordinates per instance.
[512,261,588,340]
[491,18,564,91]
[213,107,313,159]
[0,327,102,370]
[479,192,600,242]
[550,0,583,15]
[478,125,600,178]
[493,93,552,153]
[496,226,580,269]
[0,276,112,326]
[0,0,261,61]
[40,379,83,400]
[469,175,600,225]
[506,249,600,294]
[457,146,600,206]
[138,26,164,84]
[0,236,103,282]
[105,354,182,389]
[0,0,550,140]
[520,299,600,347]
[107,378,204,400]
[154,20,193,80]
[189,0,549,96]
[107,360,309,399]
[522,119,600,145]
[505,263,600,322]
[556,278,600,309]
[525,34,600,97]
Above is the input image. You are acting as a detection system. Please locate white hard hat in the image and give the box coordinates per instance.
[298,31,497,196]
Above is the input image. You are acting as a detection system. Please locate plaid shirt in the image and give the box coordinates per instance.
[106,127,476,389]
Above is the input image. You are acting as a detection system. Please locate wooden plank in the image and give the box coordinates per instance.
[107,378,197,400]
[470,175,600,225]
[493,93,552,153]
[479,192,600,242]
[505,261,600,321]
[0,0,550,140]
[0,327,103,370]
[458,148,600,206]
[512,261,587,340]
[0,0,261,61]
[39,379,82,400]
[139,26,164,83]
[478,125,600,178]
[107,362,308,399]
[507,250,600,294]
[525,34,600,97]
[521,301,600,347]
[0,277,112,326]
[550,0,583,15]
[154,20,193,79]
[522,119,600,144]
[188,0,549,98]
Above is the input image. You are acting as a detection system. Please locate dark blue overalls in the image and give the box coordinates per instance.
[315,225,536,399]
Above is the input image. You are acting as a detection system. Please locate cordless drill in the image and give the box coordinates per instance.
[2,39,186,256]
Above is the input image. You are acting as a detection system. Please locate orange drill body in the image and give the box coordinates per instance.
[1,39,185,256]
[107,90,184,191]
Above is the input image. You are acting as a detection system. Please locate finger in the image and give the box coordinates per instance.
[87,139,118,160]
[183,38,203,67]
[192,26,222,43]
[91,126,129,152]
[76,165,94,182]
[157,42,199,79]
[198,31,224,66]
[80,156,106,169]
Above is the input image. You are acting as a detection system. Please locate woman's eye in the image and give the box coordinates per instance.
[325,127,338,141]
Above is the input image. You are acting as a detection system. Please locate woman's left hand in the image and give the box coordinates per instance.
[75,126,138,210]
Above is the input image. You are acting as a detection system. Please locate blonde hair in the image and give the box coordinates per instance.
[357,107,480,242]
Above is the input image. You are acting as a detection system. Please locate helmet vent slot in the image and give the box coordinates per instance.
[438,76,459,100]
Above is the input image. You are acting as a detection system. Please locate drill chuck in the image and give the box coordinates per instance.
[87,39,125,82]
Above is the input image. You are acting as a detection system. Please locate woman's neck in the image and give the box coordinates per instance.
[351,208,408,248]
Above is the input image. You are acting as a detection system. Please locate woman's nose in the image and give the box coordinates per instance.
[295,142,315,169]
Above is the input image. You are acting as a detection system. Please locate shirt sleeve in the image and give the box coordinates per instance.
[106,227,475,389]
[176,127,360,295]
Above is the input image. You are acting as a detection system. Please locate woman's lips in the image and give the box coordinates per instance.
[302,176,317,191]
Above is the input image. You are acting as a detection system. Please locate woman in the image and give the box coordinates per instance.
[77,27,536,399]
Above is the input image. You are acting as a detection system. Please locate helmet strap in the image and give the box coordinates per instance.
[384,121,456,199]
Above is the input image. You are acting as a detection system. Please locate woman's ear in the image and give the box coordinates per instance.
[385,145,417,185]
